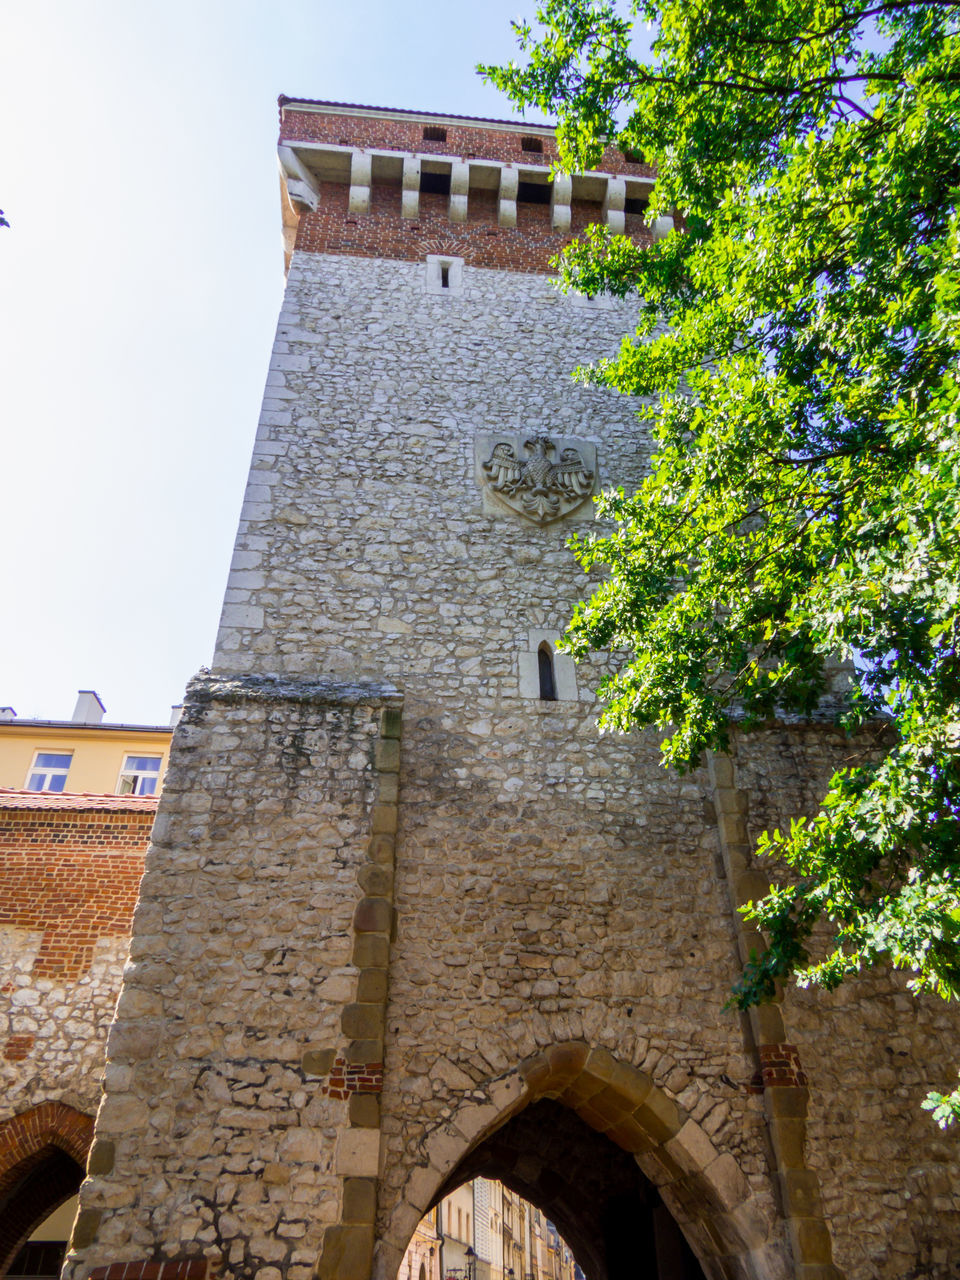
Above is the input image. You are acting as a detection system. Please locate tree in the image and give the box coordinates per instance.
[483,0,960,1122]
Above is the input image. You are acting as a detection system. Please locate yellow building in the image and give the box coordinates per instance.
[0,690,178,797]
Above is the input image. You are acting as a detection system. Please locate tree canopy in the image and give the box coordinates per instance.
[483,0,960,1121]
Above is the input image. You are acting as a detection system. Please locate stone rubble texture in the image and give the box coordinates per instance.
[0,802,154,1120]
[53,104,960,1280]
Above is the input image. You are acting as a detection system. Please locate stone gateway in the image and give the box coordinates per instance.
[57,100,960,1280]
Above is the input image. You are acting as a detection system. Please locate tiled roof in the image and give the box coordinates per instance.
[0,789,159,811]
[277,95,554,132]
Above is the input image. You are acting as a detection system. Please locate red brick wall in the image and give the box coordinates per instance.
[0,809,150,982]
[279,104,655,178]
[282,102,656,272]
[293,178,652,273]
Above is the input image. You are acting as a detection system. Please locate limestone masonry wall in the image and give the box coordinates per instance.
[67,677,401,1280]
[64,227,960,1280]
[733,733,960,1280]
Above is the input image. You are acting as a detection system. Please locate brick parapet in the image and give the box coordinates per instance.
[279,104,655,178]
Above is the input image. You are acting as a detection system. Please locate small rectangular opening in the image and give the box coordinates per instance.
[517,181,551,205]
[624,196,648,215]
[521,136,544,153]
[440,264,450,289]
[423,125,447,142]
[420,170,451,195]
[621,148,644,164]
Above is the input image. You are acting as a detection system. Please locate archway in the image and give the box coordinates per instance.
[0,1105,92,1278]
[378,1043,785,1280]
[430,1099,704,1280]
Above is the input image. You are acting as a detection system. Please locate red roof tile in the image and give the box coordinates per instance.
[0,789,158,812]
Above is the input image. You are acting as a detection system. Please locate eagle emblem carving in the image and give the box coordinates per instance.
[478,433,597,524]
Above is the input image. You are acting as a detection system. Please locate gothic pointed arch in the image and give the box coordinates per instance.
[0,1104,93,1277]
[372,1043,786,1280]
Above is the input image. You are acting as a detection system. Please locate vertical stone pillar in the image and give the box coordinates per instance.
[603,176,626,233]
[708,749,842,1280]
[498,166,518,228]
[64,673,402,1280]
[316,703,402,1280]
[449,163,469,223]
[550,173,572,233]
[401,157,420,221]
[349,153,372,215]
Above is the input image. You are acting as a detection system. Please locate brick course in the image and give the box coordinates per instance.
[293,181,652,274]
[0,805,151,981]
[1,797,153,1136]
[279,103,654,177]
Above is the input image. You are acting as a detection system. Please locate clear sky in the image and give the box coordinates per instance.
[0,0,544,725]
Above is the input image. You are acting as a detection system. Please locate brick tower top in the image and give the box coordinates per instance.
[277,96,671,273]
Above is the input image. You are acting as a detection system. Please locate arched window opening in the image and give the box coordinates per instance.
[538,645,557,702]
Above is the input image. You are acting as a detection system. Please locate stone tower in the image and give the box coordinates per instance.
[64,100,960,1280]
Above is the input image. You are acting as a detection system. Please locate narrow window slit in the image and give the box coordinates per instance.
[538,644,557,701]
[441,264,450,289]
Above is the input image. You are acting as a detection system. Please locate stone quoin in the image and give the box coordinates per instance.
[20,98,960,1280]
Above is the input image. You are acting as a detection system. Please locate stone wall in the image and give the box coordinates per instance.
[732,731,960,1280]
[0,796,153,1122]
[64,228,960,1280]
[278,102,654,178]
[66,675,401,1280]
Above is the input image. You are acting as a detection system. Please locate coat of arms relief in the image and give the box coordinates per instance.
[475,432,598,524]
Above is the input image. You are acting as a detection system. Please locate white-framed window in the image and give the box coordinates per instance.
[518,630,579,701]
[26,752,73,792]
[117,754,162,796]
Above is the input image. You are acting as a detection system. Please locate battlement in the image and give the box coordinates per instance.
[278,97,673,272]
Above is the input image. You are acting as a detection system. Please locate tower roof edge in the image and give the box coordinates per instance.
[277,95,556,135]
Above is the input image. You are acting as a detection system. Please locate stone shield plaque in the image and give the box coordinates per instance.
[475,432,598,525]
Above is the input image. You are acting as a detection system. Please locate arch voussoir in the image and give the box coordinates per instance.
[386,1041,785,1280]
[0,1103,93,1280]
[0,1103,93,1195]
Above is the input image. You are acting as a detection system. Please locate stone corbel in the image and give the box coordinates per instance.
[551,173,572,233]
[498,166,518,228]
[603,176,626,234]
[278,164,300,276]
[449,162,469,223]
[278,144,320,213]
[652,214,675,241]
[349,152,372,216]
[402,156,421,220]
